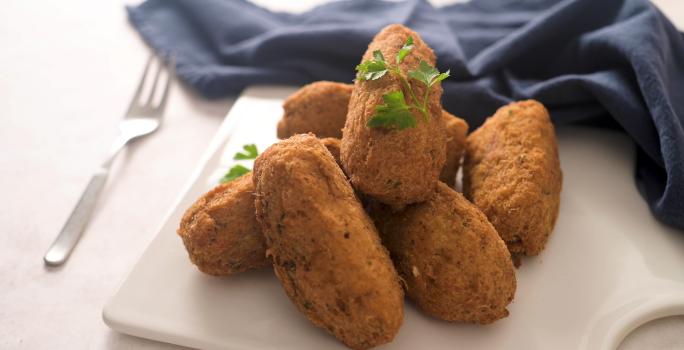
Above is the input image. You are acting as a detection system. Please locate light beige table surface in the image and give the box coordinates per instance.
[1,1,682,349]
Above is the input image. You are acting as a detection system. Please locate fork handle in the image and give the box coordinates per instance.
[44,168,109,266]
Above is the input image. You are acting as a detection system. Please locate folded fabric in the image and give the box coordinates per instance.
[127,0,684,230]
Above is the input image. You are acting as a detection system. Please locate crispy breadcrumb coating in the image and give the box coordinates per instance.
[371,182,516,324]
[463,100,562,256]
[278,81,352,139]
[254,134,404,350]
[178,174,268,276]
[341,24,447,208]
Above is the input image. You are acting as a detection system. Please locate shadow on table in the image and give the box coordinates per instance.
[105,330,189,350]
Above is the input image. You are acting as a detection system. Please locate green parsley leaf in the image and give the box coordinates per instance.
[396,36,414,64]
[354,42,451,132]
[373,50,385,62]
[435,70,450,84]
[356,61,388,81]
[367,91,417,130]
[356,62,387,81]
[408,60,450,87]
[220,164,250,183]
[234,144,259,160]
[356,50,389,81]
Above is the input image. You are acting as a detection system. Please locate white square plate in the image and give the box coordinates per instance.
[104,86,684,350]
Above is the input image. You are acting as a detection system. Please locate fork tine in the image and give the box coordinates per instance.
[157,56,175,114]
[127,54,153,113]
[146,57,163,106]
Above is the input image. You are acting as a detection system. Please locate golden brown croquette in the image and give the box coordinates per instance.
[178,174,268,276]
[341,24,447,209]
[463,100,562,256]
[253,134,404,350]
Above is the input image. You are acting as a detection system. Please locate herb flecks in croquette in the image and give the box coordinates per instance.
[356,36,450,130]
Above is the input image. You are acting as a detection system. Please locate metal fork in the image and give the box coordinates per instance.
[44,55,175,266]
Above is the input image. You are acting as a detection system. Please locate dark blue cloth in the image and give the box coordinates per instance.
[127,0,684,230]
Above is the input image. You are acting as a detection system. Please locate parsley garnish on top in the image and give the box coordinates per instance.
[355,36,450,130]
[395,36,414,64]
[365,91,416,129]
[355,50,388,81]
[220,144,259,183]
[408,60,450,89]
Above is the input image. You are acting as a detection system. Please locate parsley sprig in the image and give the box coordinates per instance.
[355,36,450,130]
[366,91,416,129]
[220,164,250,183]
[233,144,258,160]
[220,144,258,183]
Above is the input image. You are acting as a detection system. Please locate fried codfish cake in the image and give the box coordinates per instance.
[176,137,342,278]
[177,136,341,278]
[463,100,562,256]
[253,134,404,350]
[341,24,447,208]
[177,174,268,276]
[440,111,468,188]
[371,182,516,324]
[277,81,353,139]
